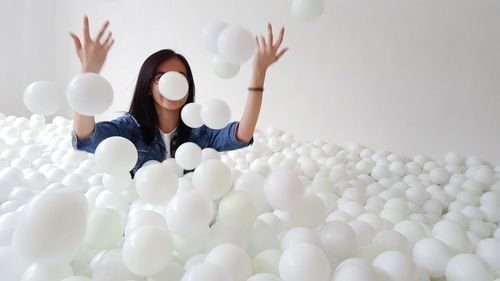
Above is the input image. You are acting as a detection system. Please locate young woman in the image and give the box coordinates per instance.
[70,16,288,175]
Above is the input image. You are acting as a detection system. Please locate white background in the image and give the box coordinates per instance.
[1,0,499,163]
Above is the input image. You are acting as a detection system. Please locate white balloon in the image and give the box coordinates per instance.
[412,238,451,278]
[217,25,255,64]
[158,71,189,101]
[66,73,113,116]
[181,262,230,281]
[23,81,63,116]
[134,163,178,204]
[95,136,138,175]
[122,225,173,277]
[124,210,167,236]
[291,0,326,22]
[13,189,88,262]
[264,168,305,210]
[200,99,231,129]
[202,21,228,54]
[165,190,213,237]
[181,102,203,128]
[83,208,124,250]
[445,254,495,281]
[205,244,252,281]
[175,142,202,170]
[20,261,73,281]
[192,159,232,199]
[212,56,241,79]
[279,243,331,281]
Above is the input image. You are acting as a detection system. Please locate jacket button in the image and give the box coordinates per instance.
[171,140,176,145]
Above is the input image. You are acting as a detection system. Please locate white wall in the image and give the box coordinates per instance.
[4,0,500,163]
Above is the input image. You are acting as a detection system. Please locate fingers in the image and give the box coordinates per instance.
[267,23,273,47]
[274,27,285,50]
[70,33,82,51]
[83,15,92,44]
[276,47,289,61]
[255,36,261,49]
[104,39,115,51]
[259,35,267,49]
[95,20,110,44]
[102,32,113,46]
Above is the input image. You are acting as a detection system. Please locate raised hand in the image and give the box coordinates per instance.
[70,15,114,73]
[252,23,289,74]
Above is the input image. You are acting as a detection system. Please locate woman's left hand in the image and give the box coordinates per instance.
[252,23,289,74]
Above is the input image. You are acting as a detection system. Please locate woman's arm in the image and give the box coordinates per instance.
[70,15,114,139]
[237,23,288,142]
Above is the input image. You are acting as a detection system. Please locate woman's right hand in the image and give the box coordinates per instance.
[70,15,114,73]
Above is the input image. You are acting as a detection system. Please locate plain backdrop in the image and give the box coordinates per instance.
[1,0,499,163]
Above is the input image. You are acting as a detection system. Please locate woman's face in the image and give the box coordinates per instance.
[150,57,189,111]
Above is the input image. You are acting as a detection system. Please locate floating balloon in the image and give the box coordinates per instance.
[213,56,241,79]
[202,21,228,54]
[175,142,202,170]
[200,99,231,129]
[291,0,326,22]
[95,136,138,175]
[217,25,255,64]
[23,81,63,116]
[181,102,203,128]
[66,73,113,116]
[158,71,189,101]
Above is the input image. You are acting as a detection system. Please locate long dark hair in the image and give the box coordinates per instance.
[129,49,195,145]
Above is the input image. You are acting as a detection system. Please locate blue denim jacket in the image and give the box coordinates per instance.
[71,113,253,175]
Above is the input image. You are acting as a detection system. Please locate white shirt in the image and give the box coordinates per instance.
[160,127,177,159]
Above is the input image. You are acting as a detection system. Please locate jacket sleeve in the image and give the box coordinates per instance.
[71,115,131,154]
[206,121,253,152]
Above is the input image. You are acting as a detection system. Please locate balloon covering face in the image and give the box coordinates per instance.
[151,58,190,111]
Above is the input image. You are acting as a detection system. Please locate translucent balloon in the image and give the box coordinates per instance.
[83,208,124,250]
[371,230,411,254]
[201,147,221,162]
[279,243,331,281]
[23,81,63,116]
[372,251,418,281]
[95,136,138,175]
[102,172,131,194]
[181,103,203,128]
[291,0,325,22]
[20,261,73,281]
[317,220,356,259]
[66,73,113,116]
[212,56,241,79]
[281,227,322,250]
[200,99,231,129]
[192,159,232,199]
[333,258,377,281]
[217,25,255,64]
[181,262,230,281]
[125,210,167,236]
[253,249,281,275]
[175,142,202,170]
[122,225,173,277]
[201,21,228,54]
[445,254,495,281]
[158,71,189,101]
[165,190,213,237]
[13,189,88,262]
[205,244,252,281]
[134,163,178,204]
[412,238,451,278]
[218,190,258,229]
[149,262,185,281]
[90,247,141,281]
[475,238,500,271]
[264,169,305,210]
[288,194,326,228]
[247,273,282,281]
[61,277,91,281]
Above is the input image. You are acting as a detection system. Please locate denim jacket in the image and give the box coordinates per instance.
[71,113,253,175]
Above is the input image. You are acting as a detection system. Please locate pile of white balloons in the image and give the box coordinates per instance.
[202,22,255,79]
[1,112,500,281]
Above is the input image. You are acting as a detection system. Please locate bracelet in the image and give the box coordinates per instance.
[248,87,264,92]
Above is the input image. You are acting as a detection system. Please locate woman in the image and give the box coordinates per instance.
[70,16,288,175]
